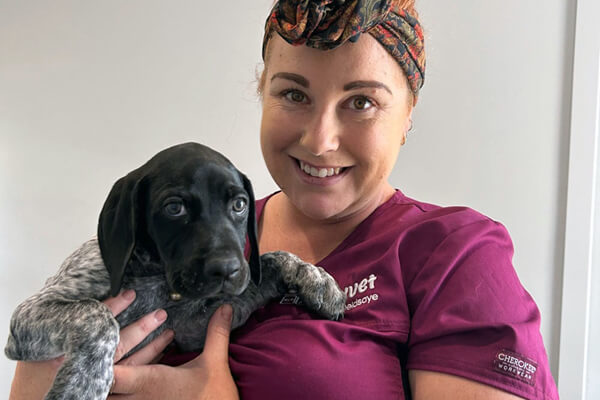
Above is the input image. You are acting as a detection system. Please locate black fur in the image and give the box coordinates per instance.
[5,143,346,400]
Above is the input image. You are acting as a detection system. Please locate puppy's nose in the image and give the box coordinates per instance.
[204,258,241,280]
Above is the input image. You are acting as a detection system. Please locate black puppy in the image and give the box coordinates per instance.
[5,143,346,400]
[100,142,261,301]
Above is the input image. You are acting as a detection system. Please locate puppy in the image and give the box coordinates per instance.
[5,142,346,400]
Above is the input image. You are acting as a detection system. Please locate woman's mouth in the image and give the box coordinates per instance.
[298,160,346,178]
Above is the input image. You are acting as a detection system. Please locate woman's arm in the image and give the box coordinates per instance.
[8,291,172,400]
[9,357,65,400]
[409,370,525,400]
[9,290,238,400]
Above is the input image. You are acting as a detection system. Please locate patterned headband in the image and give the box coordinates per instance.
[262,0,426,100]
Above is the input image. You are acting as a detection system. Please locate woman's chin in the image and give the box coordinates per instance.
[289,193,352,222]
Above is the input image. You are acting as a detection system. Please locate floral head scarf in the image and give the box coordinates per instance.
[263,0,426,101]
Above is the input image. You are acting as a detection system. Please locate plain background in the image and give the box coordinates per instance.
[0,0,576,395]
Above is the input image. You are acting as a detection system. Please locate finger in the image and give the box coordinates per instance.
[118,329,174,366]
[103,289,136,316]
[113,309,168,362]
[202,304,233,364]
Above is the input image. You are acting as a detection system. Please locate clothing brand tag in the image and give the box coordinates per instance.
[493,349,538,386]
[280,294,303,305]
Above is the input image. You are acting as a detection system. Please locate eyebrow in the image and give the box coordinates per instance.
[270,73,393,95]
[344,80,393,95]
[271,72,309,88]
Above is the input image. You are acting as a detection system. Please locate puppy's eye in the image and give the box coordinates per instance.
[232,197,247,214]
[164,200,186,217]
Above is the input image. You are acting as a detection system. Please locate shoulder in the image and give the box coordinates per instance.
[367,190,511,251]
[254,192,276,217]
[363,192,517,293]
[384,190,497,228]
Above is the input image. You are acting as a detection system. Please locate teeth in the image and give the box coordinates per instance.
[299,161,343,178]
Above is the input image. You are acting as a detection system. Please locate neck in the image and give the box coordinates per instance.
[259,186,395,264]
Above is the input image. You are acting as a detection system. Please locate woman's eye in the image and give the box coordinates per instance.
[164,200,186,217]
[349,96,374,110]
[284,90,307,103]
[232,198,248,213]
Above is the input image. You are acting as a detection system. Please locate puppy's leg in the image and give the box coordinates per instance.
[259,251,346,320]
[176,252,346,352]
[6,298,119,400]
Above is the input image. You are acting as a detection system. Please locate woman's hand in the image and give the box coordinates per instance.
[104,290,174,366]
[8,290,172,400]
[108,304,239,400]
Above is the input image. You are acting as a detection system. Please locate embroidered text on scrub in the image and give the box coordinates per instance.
[344,274,378,311]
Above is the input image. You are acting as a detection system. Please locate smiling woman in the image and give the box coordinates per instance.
[259,33,411,225]
[223,1,559,399]
[5,0,567,399]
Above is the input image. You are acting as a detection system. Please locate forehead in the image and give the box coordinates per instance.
[265,34,407,90]
[191,162,243,189]
[148,159,243,194]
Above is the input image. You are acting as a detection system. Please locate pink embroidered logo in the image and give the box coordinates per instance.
[493,349,538,386]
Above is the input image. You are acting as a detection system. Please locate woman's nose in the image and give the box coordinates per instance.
[300,108,340,156]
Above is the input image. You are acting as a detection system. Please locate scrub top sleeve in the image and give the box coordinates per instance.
[404,219,558,400]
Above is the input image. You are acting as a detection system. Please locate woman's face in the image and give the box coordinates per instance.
[260,34,413,222]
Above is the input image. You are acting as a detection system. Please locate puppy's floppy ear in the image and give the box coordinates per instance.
[98,172,142,297]
[241,172,261,285]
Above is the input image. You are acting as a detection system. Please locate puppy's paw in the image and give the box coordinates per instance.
[298,265,346,320]
[267,251,346,320]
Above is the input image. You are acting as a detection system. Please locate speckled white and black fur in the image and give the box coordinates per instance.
[4,143,346,400]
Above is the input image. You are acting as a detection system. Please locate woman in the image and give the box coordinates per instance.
[9,1,559,399]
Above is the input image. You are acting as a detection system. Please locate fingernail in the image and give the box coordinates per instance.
[122,289,135,301]
[221,304,233,322]
[155,309,167,323]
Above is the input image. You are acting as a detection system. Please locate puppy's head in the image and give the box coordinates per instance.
[98,142,261,298]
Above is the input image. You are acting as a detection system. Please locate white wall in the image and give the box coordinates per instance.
[0,0,574,395]
[395,0,575,378]
[558,0,600,397]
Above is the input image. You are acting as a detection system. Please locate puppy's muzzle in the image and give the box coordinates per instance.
[170,255,249,299]
[206,256,250,296]
[204,256,241,281]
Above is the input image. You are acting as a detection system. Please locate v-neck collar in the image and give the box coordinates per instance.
[254,190,405,265]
